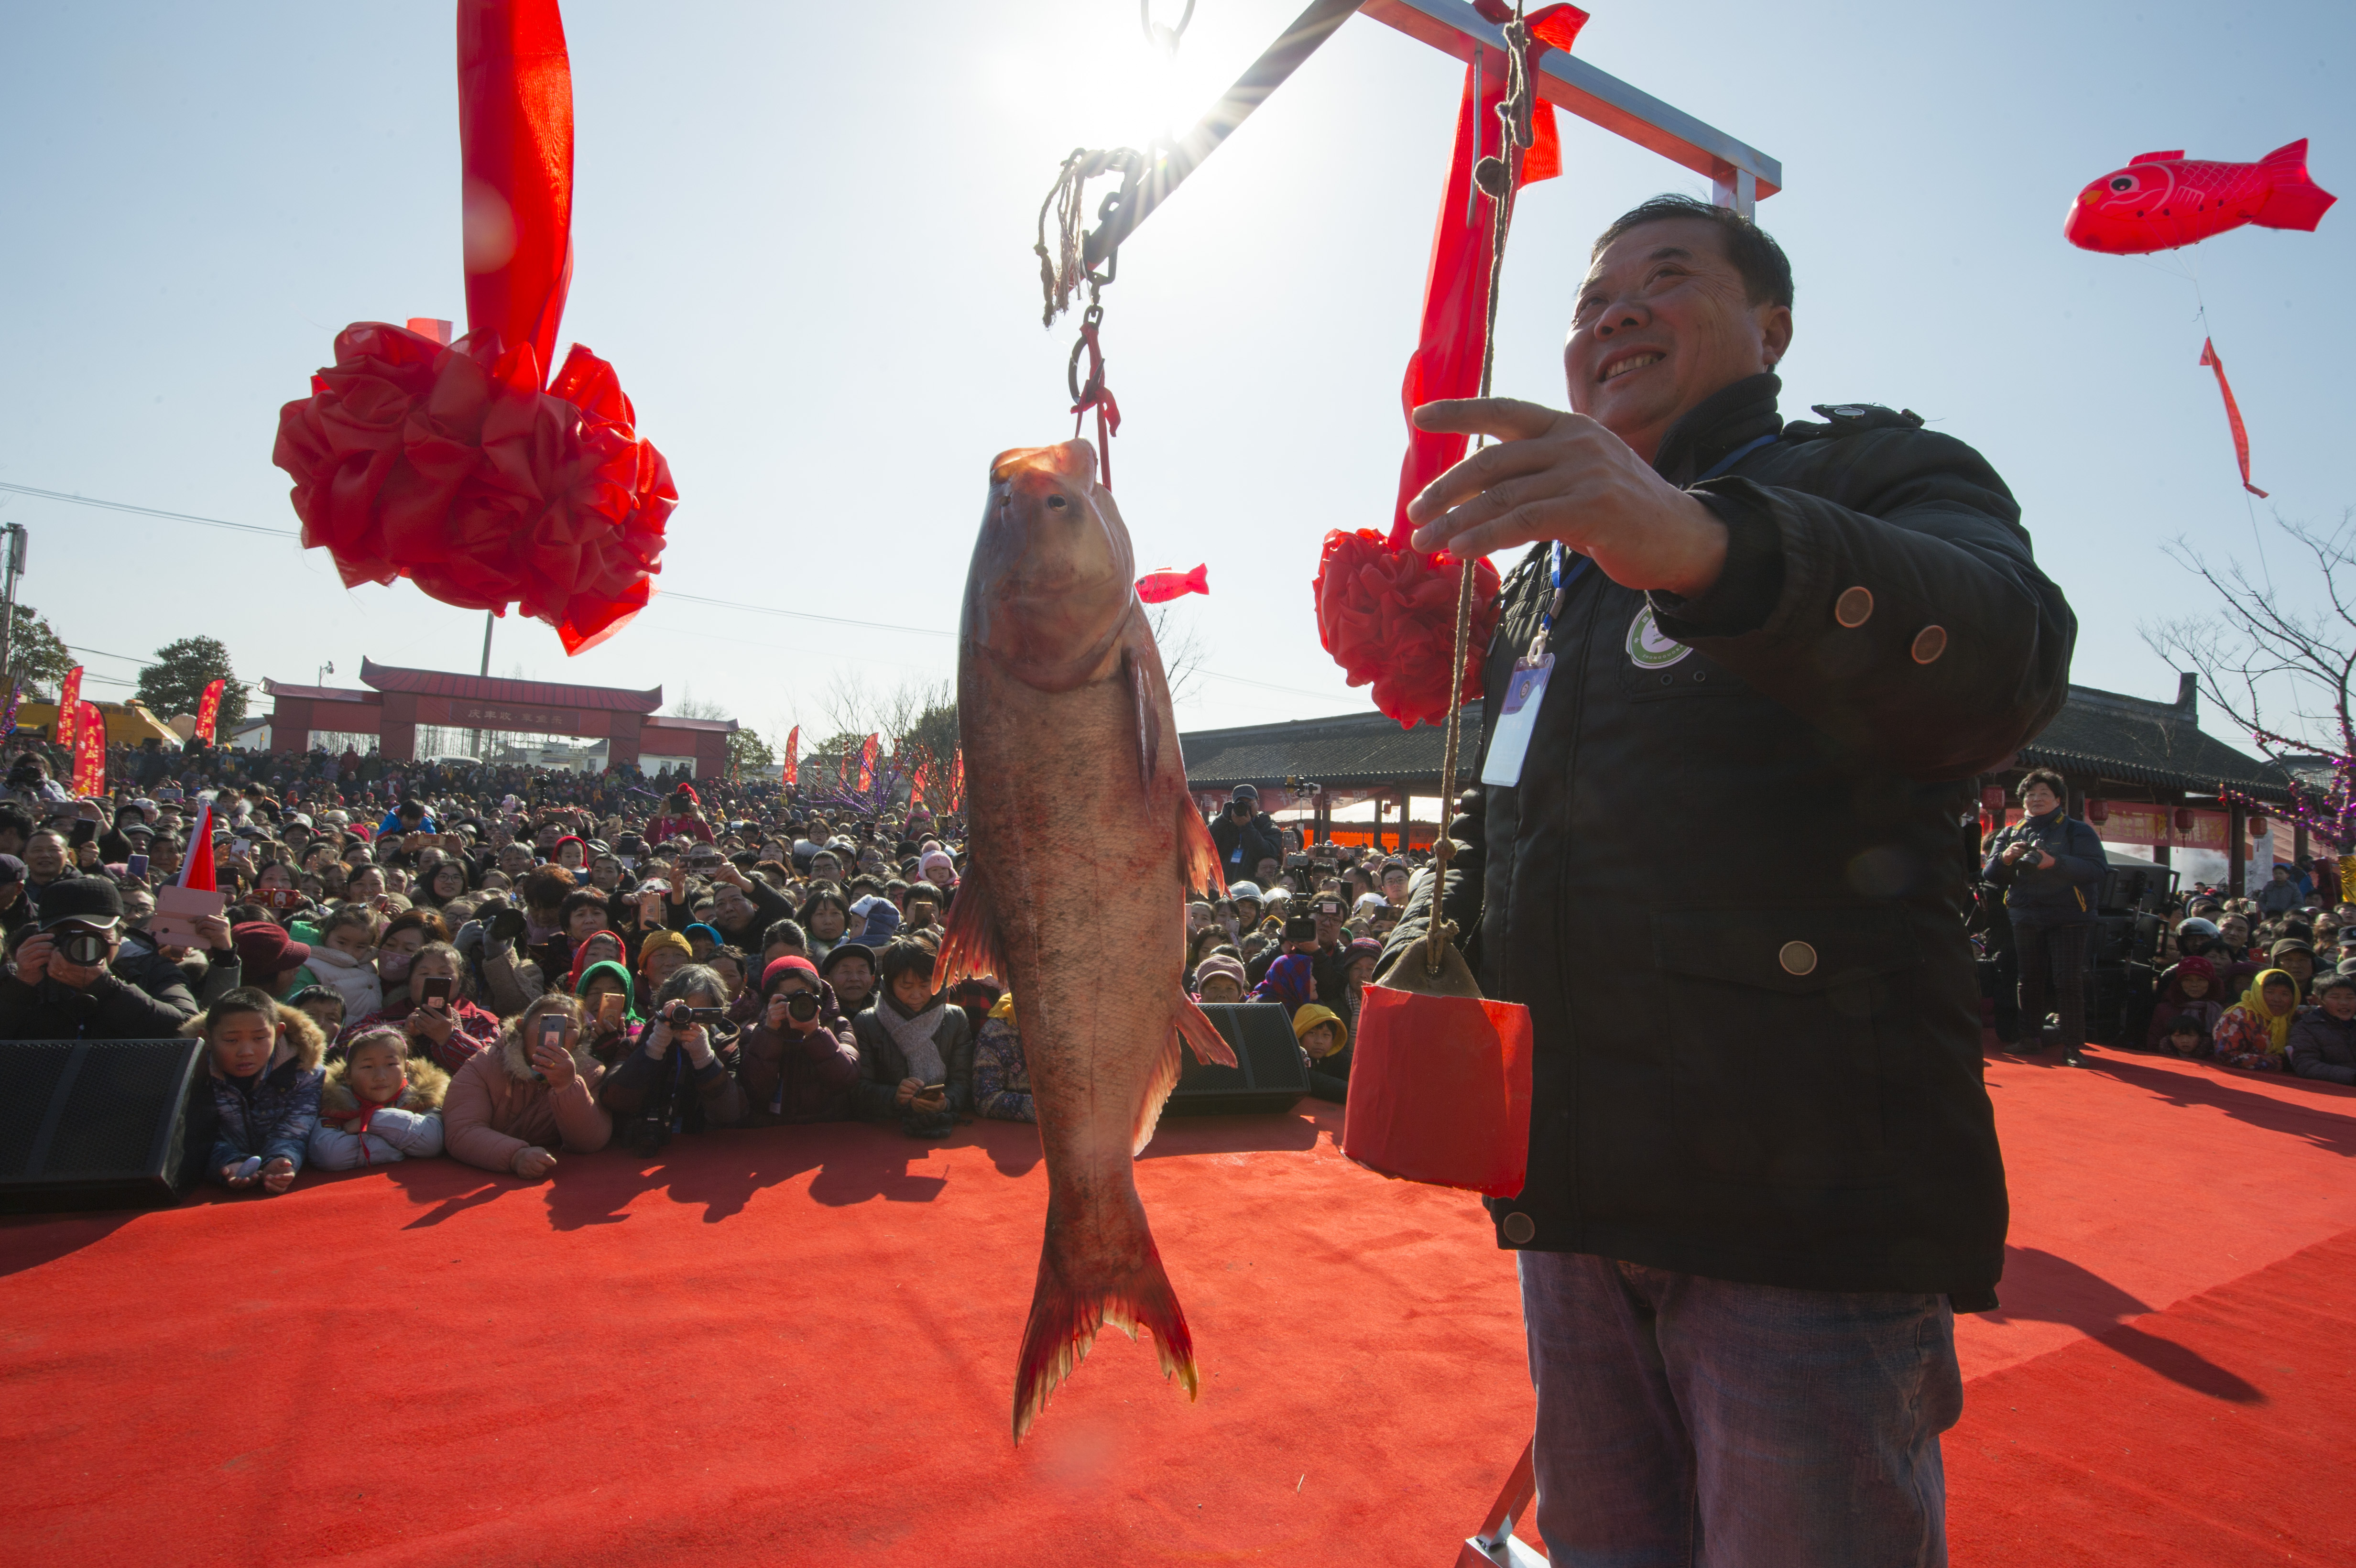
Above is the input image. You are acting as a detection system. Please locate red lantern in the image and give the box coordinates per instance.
[1980,785,2007,812]
[2249,814,2270,835]
[2086,797,2109,825]
[2174,807,2196,833]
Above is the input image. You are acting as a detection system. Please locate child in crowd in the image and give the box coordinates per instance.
[2144,955,2223,1054]
[2288,973,2356,1085]
[2213,968,2300,1071]
[298,904,386,1020]
[307,1025,448,1169]
[190,987,326,1195]
[971,993,1034,1123]
[288,983,347,1044]
[2162,1014,2209,1061]
[1293,1002,1353,1104]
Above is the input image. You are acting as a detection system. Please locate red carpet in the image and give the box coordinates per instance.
[0,1044,2350,1567]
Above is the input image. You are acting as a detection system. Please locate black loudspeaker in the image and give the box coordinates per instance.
[2088,913,2143,966]
[1167,1002,1309,1116]
[0,1039,208,1213]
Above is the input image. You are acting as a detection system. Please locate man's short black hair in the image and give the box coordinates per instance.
[1592,193,1793,310]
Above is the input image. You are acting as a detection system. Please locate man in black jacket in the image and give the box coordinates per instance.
[1207,785,1283,884]
[0,878,189,1040]
[1388,195,2072,1563]
[1981,767,2106,1064]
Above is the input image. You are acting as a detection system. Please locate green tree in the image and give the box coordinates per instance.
[135,636,248,728]
[1,604,76,699]
[729,727,775,775]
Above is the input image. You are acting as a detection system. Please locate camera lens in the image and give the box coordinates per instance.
[785,993,819,1020]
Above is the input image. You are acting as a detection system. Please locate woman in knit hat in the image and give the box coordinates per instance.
[1193,952,1248,1005]
[735,955,860,1125]
[638,927,692,994]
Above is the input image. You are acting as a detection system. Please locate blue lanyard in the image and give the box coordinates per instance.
[1538,431,1776,639]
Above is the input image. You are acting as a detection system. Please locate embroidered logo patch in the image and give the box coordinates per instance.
[1625,604,1691,669]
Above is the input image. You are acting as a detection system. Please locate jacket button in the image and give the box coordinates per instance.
[1834,586,1874,627]
[1779,940,1818,976]
[1911,625,1948,664]
[1501,1211,1536,1244]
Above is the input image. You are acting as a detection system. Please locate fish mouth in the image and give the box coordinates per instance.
[1597,349,1666,384]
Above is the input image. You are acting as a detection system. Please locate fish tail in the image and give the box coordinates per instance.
[1012,1197,1199,1444]
[2256,138,2336,231]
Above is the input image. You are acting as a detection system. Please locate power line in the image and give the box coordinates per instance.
[6,480,1355,706]
[0,481,299,538]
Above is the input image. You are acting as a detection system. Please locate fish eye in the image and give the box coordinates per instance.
[1046,494,1068,510]
[2108,176,2134,192]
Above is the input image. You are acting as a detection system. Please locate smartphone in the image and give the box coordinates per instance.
[596,991,624,1029]
[530,1014,566,1080]
[418,975,453,1011]
[919,1081,947,1095]
[125,853,149,880]
[235,1155,263,1180]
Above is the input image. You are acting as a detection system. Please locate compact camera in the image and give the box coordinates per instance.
[663,1001,727,1028]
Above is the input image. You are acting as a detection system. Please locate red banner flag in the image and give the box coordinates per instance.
[855,734,879,794]
[57,665,83,751]
[949,747,964,814]
[72,701,106,797]
[909,759,929,809]
[2199,338,2269,499]
[780,725,800,787]
[194,677,227,742]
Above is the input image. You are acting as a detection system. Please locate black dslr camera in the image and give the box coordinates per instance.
[55,926,110,967]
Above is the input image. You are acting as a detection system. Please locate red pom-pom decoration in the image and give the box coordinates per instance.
[273,324,673,655]
[1314,530,1500,730]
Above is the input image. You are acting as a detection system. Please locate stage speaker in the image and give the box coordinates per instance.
[0,1039,208,1214]
[1167,1002,1309,1116]
[2101,860,2178,915]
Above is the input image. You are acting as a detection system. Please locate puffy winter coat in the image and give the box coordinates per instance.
[1386,375,2073,1305]
[2287,1007,2356,1086]
[306,1056,450,1169]
[1983,808,2106,925]
[442,1027,612,1172]
[191,1003,327,1184]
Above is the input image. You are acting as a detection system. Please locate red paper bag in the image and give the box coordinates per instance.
[1342,984,1534,1197]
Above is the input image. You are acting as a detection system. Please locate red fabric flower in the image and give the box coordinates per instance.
[272,322,673,655]
[1314,530,1499,730]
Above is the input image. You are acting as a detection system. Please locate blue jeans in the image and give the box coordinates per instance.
[1519,1252,1962,1567]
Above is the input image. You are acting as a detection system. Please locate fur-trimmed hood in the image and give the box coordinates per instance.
[320,1054,450,1117]
[186,1001,327,1076]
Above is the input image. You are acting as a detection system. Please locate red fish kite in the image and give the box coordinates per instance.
[1135,564,1208,603]
[2064,139,2334,254]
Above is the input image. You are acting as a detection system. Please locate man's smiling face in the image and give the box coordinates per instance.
[1563,216,1792,462]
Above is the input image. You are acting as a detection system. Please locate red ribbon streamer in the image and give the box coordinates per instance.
[1312,5,1586,729]
[2198,337,2269,499]
[458,0,575,385]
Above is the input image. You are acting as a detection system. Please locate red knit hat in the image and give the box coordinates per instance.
[762,955,819,994]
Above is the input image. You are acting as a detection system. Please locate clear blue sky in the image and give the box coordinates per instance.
[2,0,2350,752]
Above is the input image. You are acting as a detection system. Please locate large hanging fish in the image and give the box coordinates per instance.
[940,438,1235,1443]
[2064,139,2334,254]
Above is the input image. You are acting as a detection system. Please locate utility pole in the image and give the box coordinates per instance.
[474,609,495,760]
[0,523,25,690]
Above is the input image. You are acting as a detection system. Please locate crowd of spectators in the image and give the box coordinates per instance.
[0,734,1414,1196]
[1980,766,2356,1086]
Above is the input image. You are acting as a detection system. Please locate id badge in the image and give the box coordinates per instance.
[1480,652,1554,787]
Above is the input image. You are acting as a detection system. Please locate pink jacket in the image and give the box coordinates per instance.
[443,1029,613,1172]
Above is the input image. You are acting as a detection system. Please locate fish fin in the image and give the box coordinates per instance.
[2256,140,2335,231]
[1178,793,1226,898]
[1013,1190,1198,1444]
[1124,647,1159,789]
[1132,1024,1188,1158]
[1176,991,1238,1069]
[936,860,1004,991]
[1183,563,1208,596]
[2130,149,2184,163]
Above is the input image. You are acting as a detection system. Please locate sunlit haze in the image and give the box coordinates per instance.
[2,0,2351,751]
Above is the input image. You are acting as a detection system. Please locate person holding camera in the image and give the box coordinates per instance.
[0,878,190,1040]
[1981,768,2106,1065]
[599,964,749,1148]
[735,955,861,1125]
[443,993,613,1179]
[1208,785,1283,884]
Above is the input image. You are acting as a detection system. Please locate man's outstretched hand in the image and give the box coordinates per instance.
[1405,399,1729,599]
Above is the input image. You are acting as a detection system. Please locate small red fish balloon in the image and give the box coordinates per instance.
[1136,564,1209,603]
[2064,139,2334,254]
